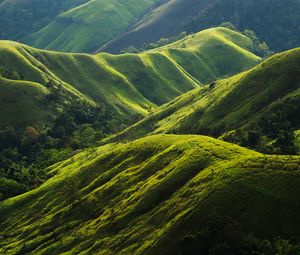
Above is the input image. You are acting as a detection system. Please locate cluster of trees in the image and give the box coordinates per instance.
[223,99,299,155]
[219,22,272,57]
[120,32,188,54]
[180,215,300,255]
[121,23,271,58]
[184,0,300,52]
[0,80,123,200]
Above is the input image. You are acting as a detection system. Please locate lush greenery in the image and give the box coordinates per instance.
[0,2,300,254]
[1,0,300,54]
[0,0,163,53]
[0,100,115,200]
[101,0,300,53]
[185,0,300,52]
[0,135,299,254]
[181,215,300,255]
[106,48,300,155]
[121,24,271,58]
[0,28,261,199]
[121,32,189,53]
[0,0,89,40]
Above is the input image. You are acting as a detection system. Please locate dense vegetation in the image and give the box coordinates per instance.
[181,215,300,255]
[185,0,300,52]
[101,0,300,53]
[1,1,300,254]
[2,0,299,54]
[121,26,271,58]
[0,101,116,200]
[0,28,260,199]
[0,0,89,40]
[25,0,162,52]
[107,48,300,155]
[0,135,299,254]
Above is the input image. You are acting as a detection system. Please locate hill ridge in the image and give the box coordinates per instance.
[0,134,299,254]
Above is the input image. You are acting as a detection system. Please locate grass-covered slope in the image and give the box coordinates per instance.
[24,0,161,53]
[107,48,300,154]
[99,0,218,53]
[0,0,89,40]
[0,134,299,254]
[0,27,260,130]
[101,0,300,53]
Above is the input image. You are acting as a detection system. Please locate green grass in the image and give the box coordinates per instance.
[0,27,260,130]
[25,0,160,53]
[0,134,299,254]
[107,47,300,144]
[0,77,49,130]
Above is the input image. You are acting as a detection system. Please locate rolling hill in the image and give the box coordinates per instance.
[0,27,260,131]
[106,48,300,154]
[0,0,89,40]
[23,0,162,52]
[0,134,299,254]
[2,0,300,54]
[0,27,261,198]
[101,0,300,54]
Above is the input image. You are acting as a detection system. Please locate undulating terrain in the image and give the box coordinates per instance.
[1,1,300,255]
[1,135,300,254]
[0,0,163,52]
[107,48,300,155]
[1,0,300,53]
[100,0,300,53]
[0,27,260,131]
[0,27,261,199]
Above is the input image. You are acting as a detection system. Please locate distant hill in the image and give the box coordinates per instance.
[21,0,162,53]
[101,0,300,53]
[0,27,260,131]
[0,0,89,40]
[2,0,299,53]
[106,48,300,154]
[1,134,299,254]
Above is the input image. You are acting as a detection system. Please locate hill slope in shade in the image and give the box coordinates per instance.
[0,27,260,131]
[106,48,300,154]
[0,134,299,254]
[24,0,161,53]
[101,0,300,53]
[0,0,89,40]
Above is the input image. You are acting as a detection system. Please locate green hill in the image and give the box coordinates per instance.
[107,48,300,154]
[2,0,300,53]
[0,0,89,40]
[0,27,260,131]
[0,27,260,199]
[101,0,300,54]
[0,134,299,254]
[24,0,161,53]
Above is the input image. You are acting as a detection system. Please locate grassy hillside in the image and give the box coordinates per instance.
[0,27,260,199]
[107,48,300,154]
[0,0,89,40]
[99,0,217,53]
[24,0,161,53]
[101,0,300,53]
[0,27,260,131]
[0,134,299,254]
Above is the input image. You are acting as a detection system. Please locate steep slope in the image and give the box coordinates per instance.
[0,0,89,40]
[24,0,162,53]
[101,0,300,53]
[107,48,300,154]
[0,27,260,131]
[0,135,299,254]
